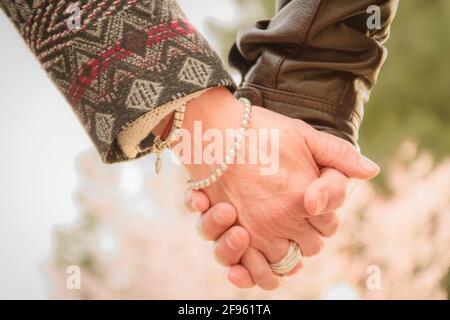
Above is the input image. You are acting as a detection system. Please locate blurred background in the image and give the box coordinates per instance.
[0,0,449,299]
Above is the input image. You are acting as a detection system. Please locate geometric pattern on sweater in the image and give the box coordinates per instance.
[1,0,235,162]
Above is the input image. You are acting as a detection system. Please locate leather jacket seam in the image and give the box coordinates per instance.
[339,81,350,105]
[263,94,361,126]
[245,82,341,108]
[264,96,339,116]
[248,84,360,124]
[295,0,323,50]
[273,57,286,89]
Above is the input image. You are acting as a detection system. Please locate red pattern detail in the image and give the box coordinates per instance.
[69,19,196,106]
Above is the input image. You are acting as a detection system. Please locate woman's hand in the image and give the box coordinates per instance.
[176,88,379,289]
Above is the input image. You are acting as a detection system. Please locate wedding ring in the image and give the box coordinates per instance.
[270,241,302,276]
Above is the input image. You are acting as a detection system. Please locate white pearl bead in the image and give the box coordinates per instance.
[186,98,253,192]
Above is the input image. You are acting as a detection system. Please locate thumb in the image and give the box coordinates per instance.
[304,127,380,179]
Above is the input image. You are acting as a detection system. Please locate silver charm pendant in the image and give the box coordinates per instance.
[155,154,162,174]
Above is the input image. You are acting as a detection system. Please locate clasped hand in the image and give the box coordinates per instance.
[173,88,379,290]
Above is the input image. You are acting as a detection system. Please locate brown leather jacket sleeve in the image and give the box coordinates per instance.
[229,0,399,145]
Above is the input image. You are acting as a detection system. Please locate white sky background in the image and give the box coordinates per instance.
[0,1,235,299]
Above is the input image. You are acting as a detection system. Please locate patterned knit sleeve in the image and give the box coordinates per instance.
[0,0,235,163]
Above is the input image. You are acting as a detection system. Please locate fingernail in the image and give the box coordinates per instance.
[214,209,227,225]
[226,232,241,250]
[315,190,328,215]
[359,155,380,175]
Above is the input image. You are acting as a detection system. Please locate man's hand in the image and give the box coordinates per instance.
[177,88,379,290]
[185,155,376,289]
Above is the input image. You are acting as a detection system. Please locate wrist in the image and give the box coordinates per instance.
[182,87,242,133]
[173,87,244,179]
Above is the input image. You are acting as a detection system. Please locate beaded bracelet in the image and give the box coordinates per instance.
[187,97,252,190]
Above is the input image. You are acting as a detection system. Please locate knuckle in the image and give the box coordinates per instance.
[333,141,348,159]
[317,137,334,163]
[274,206,305,230]
[329,181,347,206]
[335,139,356,161]
[274,211,291,228]
[246,213,274,237]
[252,268,269,283]
[212,203,236,226]
[319,137,344,165]
[226,227,249,250]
